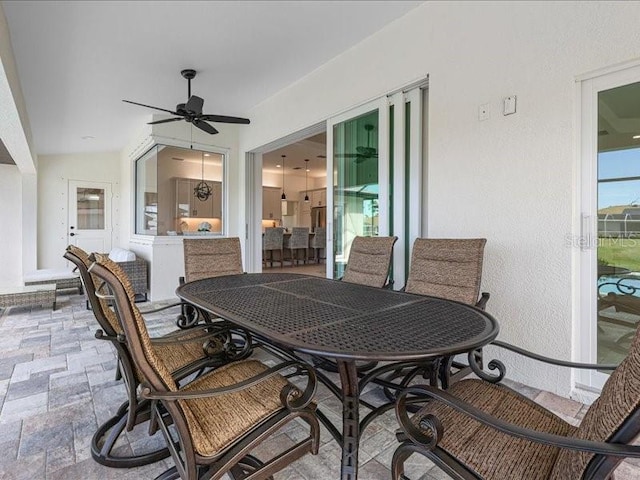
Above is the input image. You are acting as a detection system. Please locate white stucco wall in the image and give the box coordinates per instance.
[238,2,640,396]
[37,152,121,269]
[0,165,23,286]
[1,4,37,285]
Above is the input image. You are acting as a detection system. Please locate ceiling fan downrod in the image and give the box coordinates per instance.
[181,69,196,99]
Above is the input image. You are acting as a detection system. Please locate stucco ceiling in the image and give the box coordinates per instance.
[2,0,423,156]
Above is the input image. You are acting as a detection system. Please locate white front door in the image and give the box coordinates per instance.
[68,180,113,253]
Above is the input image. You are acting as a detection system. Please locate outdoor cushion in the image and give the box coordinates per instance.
[108,248,136,262]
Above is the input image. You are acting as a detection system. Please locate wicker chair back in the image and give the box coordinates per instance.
[404,238,486,306]
[183,237,243,283]
[342,236,398,288]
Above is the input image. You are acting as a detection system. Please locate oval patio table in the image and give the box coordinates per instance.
[177,273,499,480]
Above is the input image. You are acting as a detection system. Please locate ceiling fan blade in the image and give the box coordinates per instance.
[200,114,250,124]
[147,117,184,125]
[193,119,218,135]
[185,95,204,114]
[123,99,179,115]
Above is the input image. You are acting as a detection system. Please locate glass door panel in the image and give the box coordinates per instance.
[597,81,640,365]
[68,180,112,254]
[76,187,105,229]
[332,110,380,278]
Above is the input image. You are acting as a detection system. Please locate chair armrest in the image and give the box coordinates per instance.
[491,340,617,371]
[395,385,640,458]
[149,321,237,344]
[475,292,490,310]
[141,359,316,410]
[138,301,183,315]
[467,340,617,384]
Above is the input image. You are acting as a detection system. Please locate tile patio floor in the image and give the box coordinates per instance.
[1,289,639,480]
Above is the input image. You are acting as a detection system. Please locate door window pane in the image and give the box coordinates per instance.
[333,110,379,278]
[76,188,105,229]
[597,81,640,365]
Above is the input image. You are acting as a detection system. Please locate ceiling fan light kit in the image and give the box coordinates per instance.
[123,69,250,135]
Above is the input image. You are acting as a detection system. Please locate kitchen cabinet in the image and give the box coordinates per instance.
[281,200,296,216]
[176,178,222,219]
[263,186,282,220]
[311,189,326,207]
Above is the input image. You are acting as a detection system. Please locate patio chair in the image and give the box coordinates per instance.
[182,237,244,282]
[178,237,244,328]
[402,238,489,389]
[392,335,640,480]
[88,253,320,480]
[284,227,310,266]
[64,245,250,468]
[310,226,326,263]
[598,275,640,349]
[263,227,285,268]
[341,235,398,288]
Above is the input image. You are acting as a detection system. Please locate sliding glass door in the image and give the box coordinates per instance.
[326,87,424,284]
[330,107,386,279]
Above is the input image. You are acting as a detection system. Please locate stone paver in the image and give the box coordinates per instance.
[0,290,639,479]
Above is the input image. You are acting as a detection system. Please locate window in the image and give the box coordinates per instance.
[135,144,224,236]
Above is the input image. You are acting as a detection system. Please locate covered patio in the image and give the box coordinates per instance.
[2,292,639,479]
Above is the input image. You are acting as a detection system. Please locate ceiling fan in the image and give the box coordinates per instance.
[123,69,250,135]
[336,124,378,163]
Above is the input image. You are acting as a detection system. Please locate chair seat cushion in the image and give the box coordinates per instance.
[178,359,297,457]
[413,379,576,480]
[24,268,79,282]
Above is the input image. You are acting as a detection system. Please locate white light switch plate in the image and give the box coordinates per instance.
[503,96,517,115]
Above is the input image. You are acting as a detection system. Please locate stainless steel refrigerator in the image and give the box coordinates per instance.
[311,206,326,232]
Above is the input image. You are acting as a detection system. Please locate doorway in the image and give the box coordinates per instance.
[244,123,327,275]
[68,180,113,253]
[261,135,326,275]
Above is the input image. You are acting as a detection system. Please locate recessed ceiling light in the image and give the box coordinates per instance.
[276,164,281,168]
[633,135,640,139]
[204,153,210,156]
[81,135,95,140]
[306,168,310,172]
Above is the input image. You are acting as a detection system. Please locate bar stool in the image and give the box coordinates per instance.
[310,226,326,263]
[263,227,284,268]
[284,227,309,266]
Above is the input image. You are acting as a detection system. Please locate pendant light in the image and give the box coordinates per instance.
[281,154,286,200]
[304,158,310,202]
[194,150,212,201]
